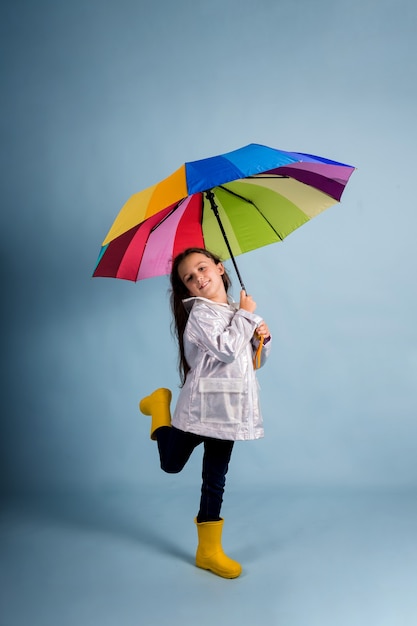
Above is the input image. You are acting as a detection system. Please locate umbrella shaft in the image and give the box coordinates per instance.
[206,190,246,292]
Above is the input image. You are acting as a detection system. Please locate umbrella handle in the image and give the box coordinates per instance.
[205,190,247,292]
[253,334,264,370]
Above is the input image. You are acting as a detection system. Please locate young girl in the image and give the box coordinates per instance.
[140,247,271,578]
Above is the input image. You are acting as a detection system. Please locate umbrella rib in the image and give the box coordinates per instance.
[217,185,284,242]
[245,175,289,179]
[147,199,185,233]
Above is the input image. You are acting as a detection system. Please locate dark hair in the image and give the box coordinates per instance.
[170,247,231,384]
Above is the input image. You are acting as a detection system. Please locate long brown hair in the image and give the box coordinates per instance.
[170,247,232,385]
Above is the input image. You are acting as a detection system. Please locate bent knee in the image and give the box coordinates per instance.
[160,462,183,474]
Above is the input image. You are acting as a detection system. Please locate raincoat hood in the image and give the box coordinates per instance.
[182,295,238,314]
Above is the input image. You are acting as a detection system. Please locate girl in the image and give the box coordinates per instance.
[140,247,271,578]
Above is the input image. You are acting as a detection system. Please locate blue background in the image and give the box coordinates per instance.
[1,1,417,624]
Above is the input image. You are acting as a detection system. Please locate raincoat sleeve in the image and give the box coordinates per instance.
[186,302,263,363]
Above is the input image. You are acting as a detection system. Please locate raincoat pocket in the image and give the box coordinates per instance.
[198,377,245,424]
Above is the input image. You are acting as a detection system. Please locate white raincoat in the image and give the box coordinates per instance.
[172,296,271,441]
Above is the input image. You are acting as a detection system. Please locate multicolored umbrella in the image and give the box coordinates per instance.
[93,143,355,290]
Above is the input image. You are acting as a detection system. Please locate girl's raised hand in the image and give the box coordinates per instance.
[239,290,257,313]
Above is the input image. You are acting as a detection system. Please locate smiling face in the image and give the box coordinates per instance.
[178,252,228,303]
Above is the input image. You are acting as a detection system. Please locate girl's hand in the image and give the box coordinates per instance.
[256,321,271,340]
[239,290,256,313]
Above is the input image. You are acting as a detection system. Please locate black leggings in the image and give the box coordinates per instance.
[155,426,234,522]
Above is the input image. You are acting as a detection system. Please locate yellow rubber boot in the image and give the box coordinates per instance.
[195,518,242,579]
[139,388,172,440]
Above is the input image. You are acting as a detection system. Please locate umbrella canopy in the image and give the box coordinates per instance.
[93,143,355,286]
